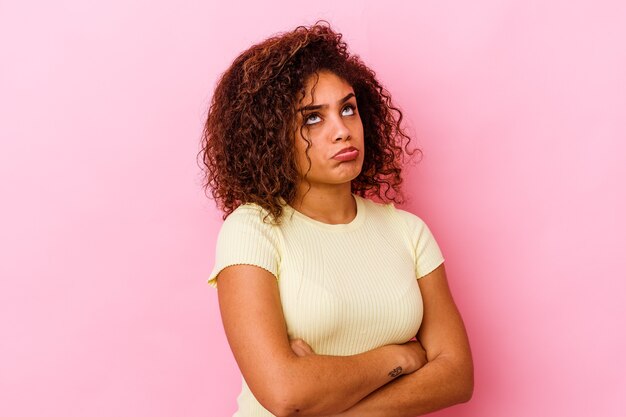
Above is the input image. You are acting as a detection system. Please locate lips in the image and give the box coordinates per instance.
[332,146,359,162]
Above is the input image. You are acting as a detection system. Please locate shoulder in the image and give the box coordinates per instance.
[393,205,429,233]
[225,202,275,223]
[358,196,427,231]
[216,203,282,254]
[394,207,438,250]
[220,203,281,236]
[390,205,445,277]
[357,195,399,219]
[209,203,282,287]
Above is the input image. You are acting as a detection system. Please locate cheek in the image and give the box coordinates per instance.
[350,116,364,136]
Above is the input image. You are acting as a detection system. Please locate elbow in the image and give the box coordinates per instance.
[265,406,296,417]
[442,373,473,408]
[259,386,312,417]
[265,403,303,417]
[265,402,311,417]
[264,387,335,417]
[439,355,473,406]
[272,410,306,417]
[454,363,474,404]
[259,395,296,417]
[250,361,323,417]
[457,376,474,404]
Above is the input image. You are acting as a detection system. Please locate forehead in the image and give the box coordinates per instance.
[300,71,354,103]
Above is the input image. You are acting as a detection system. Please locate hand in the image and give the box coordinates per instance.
[399,339,428,375]
[290,338,315,357]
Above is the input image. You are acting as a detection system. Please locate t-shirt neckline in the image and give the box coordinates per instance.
[285,194,366,231]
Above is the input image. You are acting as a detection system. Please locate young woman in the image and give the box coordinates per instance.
[201,23,473,417]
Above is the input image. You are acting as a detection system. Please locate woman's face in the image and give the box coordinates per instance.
[293,70,365,192]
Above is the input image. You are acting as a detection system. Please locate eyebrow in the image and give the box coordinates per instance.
[298,93,355,112]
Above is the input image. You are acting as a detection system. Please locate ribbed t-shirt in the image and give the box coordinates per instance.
[208,195,445,416]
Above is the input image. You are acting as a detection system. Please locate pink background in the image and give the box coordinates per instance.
[1,1,625,416]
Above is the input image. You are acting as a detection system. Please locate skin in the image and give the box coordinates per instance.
[294,263,474,417]
[217,70,473,417]
[291,70,364,224]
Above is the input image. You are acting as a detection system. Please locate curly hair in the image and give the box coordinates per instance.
[200,22,417,222]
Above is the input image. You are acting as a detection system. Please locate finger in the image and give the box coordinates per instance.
[298,339,314,354]
[291,344,309,357]
[290,339,315,356]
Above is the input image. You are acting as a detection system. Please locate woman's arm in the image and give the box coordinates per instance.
[217,264,427,417]
[332,263,474,417]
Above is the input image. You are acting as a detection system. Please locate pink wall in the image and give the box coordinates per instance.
[1,1,624,416]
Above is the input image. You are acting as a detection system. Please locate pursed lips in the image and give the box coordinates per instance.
[331,146,359,162]
[332,146,358,158]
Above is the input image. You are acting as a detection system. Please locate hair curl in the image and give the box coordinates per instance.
[200,22,418,222]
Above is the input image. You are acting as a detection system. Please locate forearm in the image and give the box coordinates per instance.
[334,354,473,417]
[272,344,412,417]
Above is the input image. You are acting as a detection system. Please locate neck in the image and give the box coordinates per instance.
[291,183,357,225]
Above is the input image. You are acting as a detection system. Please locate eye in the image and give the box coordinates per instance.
[304,113,321,125]
[342,104,356,116]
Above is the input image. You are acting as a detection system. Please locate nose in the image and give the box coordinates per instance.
[332,116,351,142]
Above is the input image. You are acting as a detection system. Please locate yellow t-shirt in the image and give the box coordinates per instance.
[208,195,444,416]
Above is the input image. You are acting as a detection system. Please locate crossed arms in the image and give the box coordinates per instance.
[217,263,473,417]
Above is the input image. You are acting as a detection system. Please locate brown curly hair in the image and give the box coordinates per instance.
[200,22,417,221]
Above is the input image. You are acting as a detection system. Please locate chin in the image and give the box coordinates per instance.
[341,169,363,184]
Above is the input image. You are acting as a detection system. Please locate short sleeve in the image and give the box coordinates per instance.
[395,208,445,279]
[207,204,281,288]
